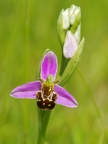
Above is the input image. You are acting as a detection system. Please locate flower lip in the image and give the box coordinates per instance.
[41,51,58,80]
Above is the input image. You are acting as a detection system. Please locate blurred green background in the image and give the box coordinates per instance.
[0,0,108,143]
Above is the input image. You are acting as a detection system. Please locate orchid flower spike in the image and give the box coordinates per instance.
[10,51,78,110]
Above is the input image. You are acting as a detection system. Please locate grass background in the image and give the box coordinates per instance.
[0,0,108,143]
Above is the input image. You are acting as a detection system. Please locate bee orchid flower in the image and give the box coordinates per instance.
[10,51,78,110]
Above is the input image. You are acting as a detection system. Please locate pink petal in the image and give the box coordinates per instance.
[63,31,78,58]
[41,51,58,80]
[54,84,78,108]
[10,81,41,99]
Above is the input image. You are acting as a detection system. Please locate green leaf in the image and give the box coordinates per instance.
[59,37,85,86]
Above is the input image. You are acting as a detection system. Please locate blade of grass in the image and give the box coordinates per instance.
[23,0,30,143]
[77,68,108,143]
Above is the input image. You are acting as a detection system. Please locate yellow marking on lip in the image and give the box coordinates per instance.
[48,104,51,107]
[43,103,45,105]
[37,99,41,101]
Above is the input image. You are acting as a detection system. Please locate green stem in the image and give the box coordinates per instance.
[37,109,45,144]
[37,108,51,144]
[59,51,69,76]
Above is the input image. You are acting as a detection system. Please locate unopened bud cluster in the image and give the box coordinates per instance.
[57,4,82,58]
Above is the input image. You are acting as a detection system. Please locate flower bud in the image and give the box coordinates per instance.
[74,24,81,44]
[70,5,81,31]
[62,8,70,30]
[58,4,84,77]
[63,31,78,59]
[57,4,81,45]
[57,8,70,45]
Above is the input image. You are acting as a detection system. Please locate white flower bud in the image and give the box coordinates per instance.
[74,24,81,43]
[62,8,70,29]
[70,5,81,25]
[63,31,78,58]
